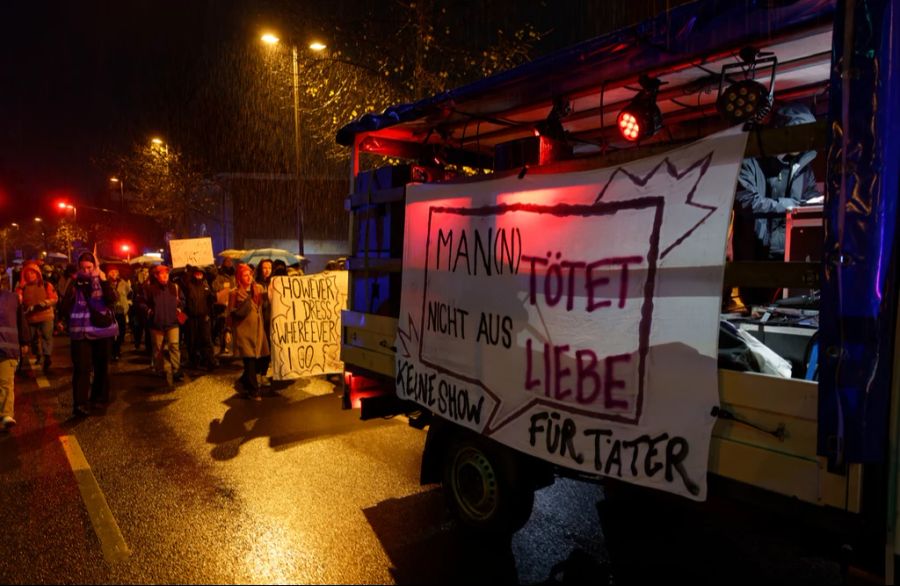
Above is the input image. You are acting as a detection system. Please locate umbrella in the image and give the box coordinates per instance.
[240,248,305,267]
[218,249,247,259]
[128,255,163,265]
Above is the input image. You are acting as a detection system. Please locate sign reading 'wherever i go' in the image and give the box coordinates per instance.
[395,128,749,500]
[269,272,349,379]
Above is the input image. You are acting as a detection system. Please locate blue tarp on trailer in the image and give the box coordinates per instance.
[820,0,900,464]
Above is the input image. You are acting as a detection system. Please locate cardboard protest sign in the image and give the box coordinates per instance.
[169,237,214,269]
[269,272,349,378]
[395,128,749,501]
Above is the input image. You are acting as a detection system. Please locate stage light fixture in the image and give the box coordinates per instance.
[716,47,776,125]
[617,75,663,142]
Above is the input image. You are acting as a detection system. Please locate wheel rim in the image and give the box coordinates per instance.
[450,446,498,522]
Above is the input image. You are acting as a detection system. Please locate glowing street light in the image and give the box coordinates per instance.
[55,201,77,262]
[259,32,327,255]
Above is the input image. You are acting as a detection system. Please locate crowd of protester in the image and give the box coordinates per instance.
[0,253,313,427]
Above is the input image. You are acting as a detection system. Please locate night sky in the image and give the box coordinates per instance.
[0,0,691,226]
[0,1,242,223]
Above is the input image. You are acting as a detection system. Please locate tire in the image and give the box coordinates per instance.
[441,433,535,534]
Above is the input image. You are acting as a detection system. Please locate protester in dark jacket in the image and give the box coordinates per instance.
[733,102,821,262]
[140,264,185,388]
[59,252,118,417]
[0,289,27,430]
[183,265,217,370]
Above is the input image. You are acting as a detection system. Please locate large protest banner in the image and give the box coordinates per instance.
[269,272,349,379]
[169,237,215,269]
[395,128,749,500]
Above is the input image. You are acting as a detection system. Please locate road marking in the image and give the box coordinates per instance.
[59,435,131,563]
[21,358,49,388]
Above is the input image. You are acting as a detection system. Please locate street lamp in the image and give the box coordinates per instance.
[150,137,169,155]
[33,217,47,258]
[1,223,19,268]
[56,201,77,262]
[260,32,327,256]
[110,177,125,211]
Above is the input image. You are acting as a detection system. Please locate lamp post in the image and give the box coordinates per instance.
[56,202,77,262]
[261,33,326,256]
[2,223,19,268]
[110,177,125,211]
[34,217,47,259]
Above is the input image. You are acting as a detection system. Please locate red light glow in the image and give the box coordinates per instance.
[618,112,641,141]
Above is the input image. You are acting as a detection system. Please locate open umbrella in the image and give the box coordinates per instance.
[128,255,163,265]
[240,248,305,267]
[218,249,247,259]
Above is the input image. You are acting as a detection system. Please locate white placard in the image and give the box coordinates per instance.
[269,272,349,379]
[395,128,749,501]
[169,237,215,269]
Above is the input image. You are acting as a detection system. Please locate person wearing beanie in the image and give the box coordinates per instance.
[15,260,58,373]
[138,264,185,389]
[59,252,117,417]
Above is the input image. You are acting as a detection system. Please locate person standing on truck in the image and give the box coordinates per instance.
[733,102,821,262]
[731,102,821,307]
[228,263,269,401]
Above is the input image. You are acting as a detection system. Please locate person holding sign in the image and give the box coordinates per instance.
[228,263,269,401]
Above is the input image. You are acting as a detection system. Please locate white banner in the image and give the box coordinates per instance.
[269,272,349,379]
[169,237,215,269]
[396,128,748,500]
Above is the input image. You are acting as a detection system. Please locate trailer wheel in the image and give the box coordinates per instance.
[442,434,534,534]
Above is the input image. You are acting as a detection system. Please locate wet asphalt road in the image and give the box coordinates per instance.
[0,335,610,584]
[0,334,847,584]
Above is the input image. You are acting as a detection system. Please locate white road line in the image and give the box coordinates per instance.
[59,435,131,564]
[21,358,49,388]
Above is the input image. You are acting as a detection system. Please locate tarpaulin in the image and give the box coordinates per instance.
[819,0,900,464]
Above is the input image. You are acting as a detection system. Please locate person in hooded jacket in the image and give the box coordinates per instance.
[130,264,151,352]
[733,102,821,263]
[139,264,185,388]
[183,265,217,370]
[228,263,269,400]
[731,102,821,308]
[15,260,58,373]
[59,252,118,417]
